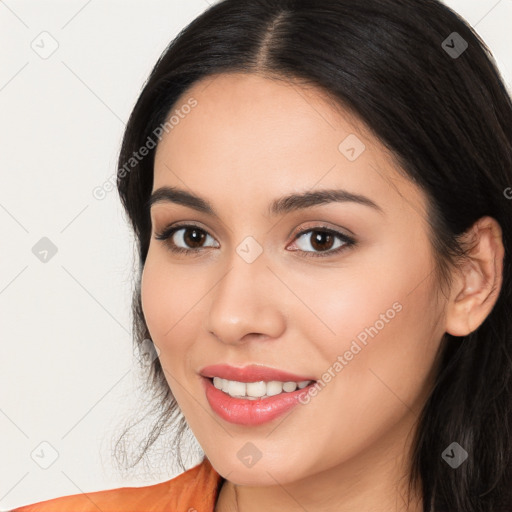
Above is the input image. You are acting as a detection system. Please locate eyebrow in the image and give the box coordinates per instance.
[146,186,384,218]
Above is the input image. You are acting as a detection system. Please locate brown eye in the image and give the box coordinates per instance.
[309,231,336,251]
[154,223,355,258]
[154,224,219,254]
[181,227,207,248]
[290,227,355,258]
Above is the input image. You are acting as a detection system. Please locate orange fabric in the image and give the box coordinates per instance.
[12,457,223,512]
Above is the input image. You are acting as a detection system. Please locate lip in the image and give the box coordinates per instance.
[201,377,315,426]
[199,363,316,383]
[199,364,317,426]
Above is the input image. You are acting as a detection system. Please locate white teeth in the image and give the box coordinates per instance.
[246,381,266,397]
[283,381,298,392]
[228,380,246,397]
[211,377,313,399]
[266,381,283,396]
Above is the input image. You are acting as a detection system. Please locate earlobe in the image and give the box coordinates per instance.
[445,216,504,337]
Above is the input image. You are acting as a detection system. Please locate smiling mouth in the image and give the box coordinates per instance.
[206,376,315,400]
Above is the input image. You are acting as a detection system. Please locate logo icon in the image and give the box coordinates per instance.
[237,441,263,468]
[32,237,58,263]
[236,236,263,264]
[338,134,366,161]
[31,31,59,60]
[441,32,468,59]
[442,441,468,468]
[31,441,59,469]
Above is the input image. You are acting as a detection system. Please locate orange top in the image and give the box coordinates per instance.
[12,457,224,512]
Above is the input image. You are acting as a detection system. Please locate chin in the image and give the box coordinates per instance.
[209,453,306,487]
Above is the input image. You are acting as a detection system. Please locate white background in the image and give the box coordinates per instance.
[1,0,511,509]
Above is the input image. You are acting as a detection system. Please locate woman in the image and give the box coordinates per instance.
[13,0,512,510]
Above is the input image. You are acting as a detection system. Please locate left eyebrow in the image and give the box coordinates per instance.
[269,188,384,217]
[146,186,385,218]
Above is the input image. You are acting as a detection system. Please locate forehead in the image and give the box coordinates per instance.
[155,72,364,166]
[152,72,426,219]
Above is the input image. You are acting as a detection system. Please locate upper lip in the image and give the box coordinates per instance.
[200,363,316,383]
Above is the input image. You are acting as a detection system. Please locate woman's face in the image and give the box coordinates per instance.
[141,72,448,489]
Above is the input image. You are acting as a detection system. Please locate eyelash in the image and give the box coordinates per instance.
[154,223,356,259]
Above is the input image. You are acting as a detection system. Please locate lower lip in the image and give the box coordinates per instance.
[202,377,314,426]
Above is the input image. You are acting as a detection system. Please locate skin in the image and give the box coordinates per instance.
[140,72,504,511]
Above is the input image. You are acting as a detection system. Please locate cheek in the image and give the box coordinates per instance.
[140,256,198,403]
[288,259,442,470]
[140,253,213,377]
[313,243,442,417]
[140,257,170,338]
[140,255,195,352]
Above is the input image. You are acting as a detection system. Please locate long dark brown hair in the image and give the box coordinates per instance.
[114,1,512,510]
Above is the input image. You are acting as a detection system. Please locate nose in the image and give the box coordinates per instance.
[205,248,286,346]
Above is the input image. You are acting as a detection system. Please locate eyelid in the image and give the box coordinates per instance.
[288,221,354,241]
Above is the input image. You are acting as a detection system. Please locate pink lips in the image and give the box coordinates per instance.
[200,364,316,426]
[200,363,316,383]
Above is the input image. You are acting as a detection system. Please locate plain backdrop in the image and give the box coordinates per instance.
[1,0,511,509]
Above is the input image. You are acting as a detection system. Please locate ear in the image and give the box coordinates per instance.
[445,216,505,337]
